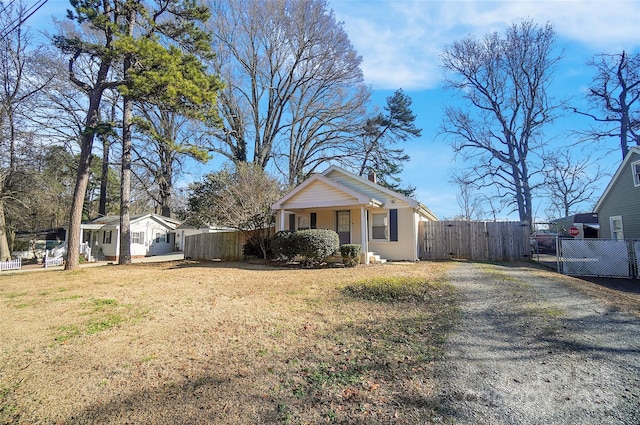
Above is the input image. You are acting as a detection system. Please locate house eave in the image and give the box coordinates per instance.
[417,203,438,221]
[272,173,375,210]
[322,165,421,208]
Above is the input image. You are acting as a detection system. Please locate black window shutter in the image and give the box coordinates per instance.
[289,214,296,231]
[390,209,398,241]
[310,213,317,229]
[366,210,370,241]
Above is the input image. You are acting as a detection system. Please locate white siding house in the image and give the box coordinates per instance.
[272,166,437,263]
[79,214,181,261]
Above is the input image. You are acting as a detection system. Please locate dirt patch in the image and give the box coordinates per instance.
[436,262,640,424]
[0,260,457,424]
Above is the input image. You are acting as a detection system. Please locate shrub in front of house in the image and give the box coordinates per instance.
[292,229,340,266]
[271,230,297,261]
[242,236,271,259]
[340,244,361,267]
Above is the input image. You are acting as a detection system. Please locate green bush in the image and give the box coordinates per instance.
[271,230,297,261]
[242,237,271,259]
[340,244,361,267]
[293,229,340,266]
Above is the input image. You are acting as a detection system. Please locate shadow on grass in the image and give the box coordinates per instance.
[167,258,345,272]
[66,278,460,425]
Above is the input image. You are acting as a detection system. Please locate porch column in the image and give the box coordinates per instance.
[279,208,286,232]
[360,206,369,264]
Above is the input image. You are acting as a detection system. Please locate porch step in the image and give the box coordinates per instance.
[367,252,387,264]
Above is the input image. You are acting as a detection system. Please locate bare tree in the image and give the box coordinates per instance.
[451,176,485,221]
[574,51,640,159]
[0,1,54,260]
[207,0,370,184]
[542,150,605,217]
[186,163,284,259]
[441,20,563,225]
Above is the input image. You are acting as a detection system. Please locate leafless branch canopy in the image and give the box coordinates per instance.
[441,20,563,224]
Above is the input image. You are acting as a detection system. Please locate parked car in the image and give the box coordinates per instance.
[530,232,558,254]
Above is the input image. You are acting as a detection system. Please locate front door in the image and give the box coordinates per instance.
[336,211,351,245]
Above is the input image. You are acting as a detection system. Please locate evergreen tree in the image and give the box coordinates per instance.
[54,0,222,268]
[357,89,421,196]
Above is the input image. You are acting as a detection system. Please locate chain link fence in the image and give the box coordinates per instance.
[557,238,639,278]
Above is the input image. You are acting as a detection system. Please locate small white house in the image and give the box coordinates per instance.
[80,214,181,261]
[272,165,438,263]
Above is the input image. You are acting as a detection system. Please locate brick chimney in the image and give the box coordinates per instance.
[367,171,377,183]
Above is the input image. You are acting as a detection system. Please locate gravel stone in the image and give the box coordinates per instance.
[436,262,640,425]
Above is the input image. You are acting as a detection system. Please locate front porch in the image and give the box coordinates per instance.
[275,206,389,265]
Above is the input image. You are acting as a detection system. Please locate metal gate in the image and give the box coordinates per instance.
[557,238,638,278]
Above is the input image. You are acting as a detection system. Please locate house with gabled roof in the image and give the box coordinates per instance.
[80,213,181,261]
[594,146,640,240]
[272,165,437,264]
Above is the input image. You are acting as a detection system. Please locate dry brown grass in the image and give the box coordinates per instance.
[0,260,458,424]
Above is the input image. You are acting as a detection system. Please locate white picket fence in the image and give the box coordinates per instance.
[0,258,22,271]
[44,256,64,268]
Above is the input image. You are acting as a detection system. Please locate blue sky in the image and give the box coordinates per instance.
[30,0,640,221]
[330,0,640,221]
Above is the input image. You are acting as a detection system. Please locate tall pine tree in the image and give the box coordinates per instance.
[55,0,222,268]
[357,89,422,196]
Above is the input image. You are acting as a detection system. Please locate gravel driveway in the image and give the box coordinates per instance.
[435,262,640,424]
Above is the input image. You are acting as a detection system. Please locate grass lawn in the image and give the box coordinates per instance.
[0,260,458,424]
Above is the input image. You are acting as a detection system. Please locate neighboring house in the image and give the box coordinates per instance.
[174,224,235,251]
[594,146,640,240]
[79,214,181,261]
[272,165,438,263]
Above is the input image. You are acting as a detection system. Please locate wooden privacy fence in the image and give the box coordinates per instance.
[184,231,246,260]
[184,228,275,261]
[420,221,531,261]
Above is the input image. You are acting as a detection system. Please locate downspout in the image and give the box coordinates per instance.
[412,208,418,261]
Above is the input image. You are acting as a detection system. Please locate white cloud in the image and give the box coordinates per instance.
[332,0,640,90]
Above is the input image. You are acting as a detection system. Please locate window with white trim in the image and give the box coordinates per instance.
[610,216,624,240]
[371,212,388,240]
[155,232,167,243]
[103,230,112,244]
[632,160,640,187]
[297,214,311,230]
[132,232,145,244]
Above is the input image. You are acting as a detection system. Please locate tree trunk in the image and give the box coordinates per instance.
[65,100,101,270]
[119,92,133,265]
[159,148,172,217]
[99,134,110,216]
[64,32,113,270]
[0,200,11,261]
[119,7,135,265]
